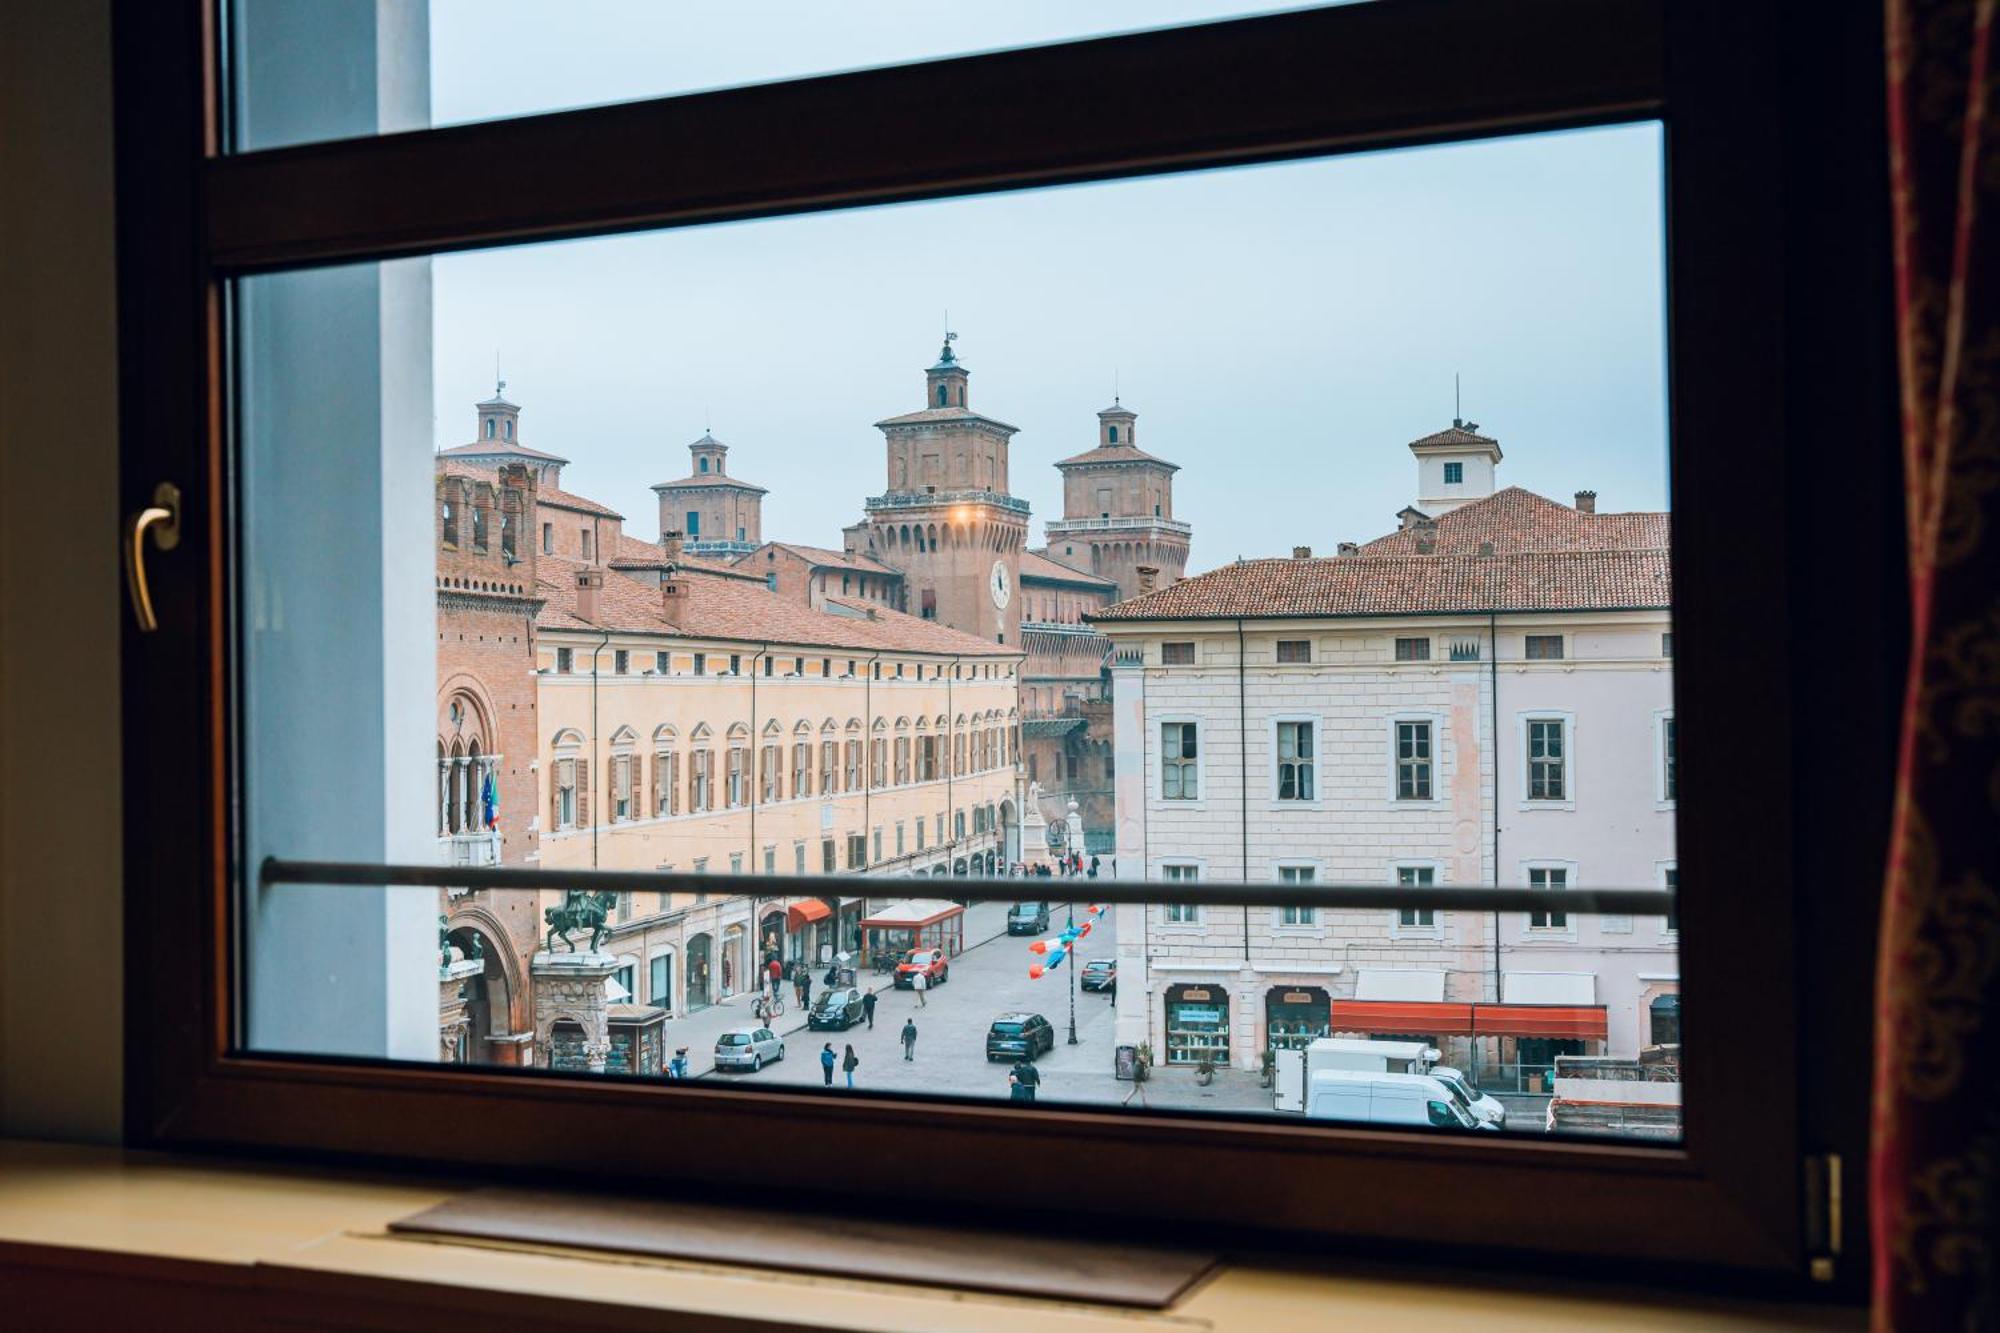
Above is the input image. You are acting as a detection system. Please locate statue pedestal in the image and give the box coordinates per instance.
[531,950,617,1074]
[437,955,485,1063]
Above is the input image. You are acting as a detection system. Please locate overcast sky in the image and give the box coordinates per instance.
[427,4,1668,571]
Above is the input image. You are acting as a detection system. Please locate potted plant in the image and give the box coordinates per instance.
[1195,1055,1216,1087]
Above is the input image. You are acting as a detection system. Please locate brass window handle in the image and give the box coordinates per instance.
[124,482,181,633]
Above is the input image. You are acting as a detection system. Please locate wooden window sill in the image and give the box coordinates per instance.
[0,1140,1854,1331]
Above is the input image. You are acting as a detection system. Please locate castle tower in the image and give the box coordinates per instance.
[861,336,1028,643]
[1408,419,1502,515]
[650,432,768,558]
[1044,399,1190,603]
[437,383,571,488]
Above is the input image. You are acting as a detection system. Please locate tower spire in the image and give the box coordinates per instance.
[1453,372,1462,429]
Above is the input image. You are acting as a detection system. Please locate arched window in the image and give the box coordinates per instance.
[937,384,948,406]
[699,456,709,473]
[956,385,964,406]
[1109,425,1119,442]
[485,418,495,438]
[503,419,512,440]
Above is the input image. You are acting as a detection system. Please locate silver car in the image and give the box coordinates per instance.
[713,1026,785,1072]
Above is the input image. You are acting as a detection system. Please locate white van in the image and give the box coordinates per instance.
[1429,1064,1507,1128]
[1305,1036,1438,1075]
[1305,1071,1487,1130]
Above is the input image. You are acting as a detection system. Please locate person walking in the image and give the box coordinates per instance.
[797,969,812,1011]
[819,1042,836,1086]
[911,968,928,1007]
[1107,972,1117,1006]
[862,987,878,1029]
[1009,1057,1041,1102]
[1088,855,1100,879]
[842,1043,859,1089]
[901,1018,918,1061]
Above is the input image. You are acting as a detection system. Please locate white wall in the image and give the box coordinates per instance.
[0,0,124,1140]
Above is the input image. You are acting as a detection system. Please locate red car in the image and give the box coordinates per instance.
[894,947,949,988]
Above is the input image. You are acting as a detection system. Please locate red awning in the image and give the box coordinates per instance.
[786,900,832,929]
[1329,1000,1475,1036]
[1473,1004,1608,1040]
[1327,1000,1608,1041]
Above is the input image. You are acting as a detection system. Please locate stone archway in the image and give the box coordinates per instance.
[686,932,714,1010]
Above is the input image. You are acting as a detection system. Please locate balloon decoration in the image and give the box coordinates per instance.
[1027,904,1107,978]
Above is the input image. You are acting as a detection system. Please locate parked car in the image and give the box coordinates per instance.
[1428,1065,1507,1128]
[894,948,949,988]
[1080,959,1116,992]
[713,1027,785,1073]
[1304,1071,1490,1130]
[1007,902,1051,935]
[808,986,865,1030]
[985,1012,1056,1061]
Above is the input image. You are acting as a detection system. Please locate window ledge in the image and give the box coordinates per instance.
[0,1139,1856,1331]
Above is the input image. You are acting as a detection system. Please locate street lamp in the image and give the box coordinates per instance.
[1065,897,1078,1045]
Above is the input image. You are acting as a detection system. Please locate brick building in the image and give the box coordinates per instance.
[651,432,768,559]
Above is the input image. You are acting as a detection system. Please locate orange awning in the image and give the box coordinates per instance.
[1329,1000,1474,1036]
[1472,1004,1608,1040]
[786,900,832,929]
[1327,1000,1608,1041]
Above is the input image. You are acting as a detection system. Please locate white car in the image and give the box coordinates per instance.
[1430,1065,1507,1128]
[713,1026,785,1073]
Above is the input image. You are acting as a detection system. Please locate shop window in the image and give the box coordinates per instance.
[1650,994,1681,1046]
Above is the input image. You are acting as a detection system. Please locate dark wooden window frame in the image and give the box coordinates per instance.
[114,0,1897,1299]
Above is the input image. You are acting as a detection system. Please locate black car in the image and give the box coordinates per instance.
[808,986,865,1030]
[1007,902,1051,935]
[1080,959,1116,992]
[985,1012,1057,1061]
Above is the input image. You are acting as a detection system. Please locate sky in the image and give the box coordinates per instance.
[426,4,1668,573]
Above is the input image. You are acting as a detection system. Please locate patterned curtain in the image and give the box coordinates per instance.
[1873,1,2000,1328]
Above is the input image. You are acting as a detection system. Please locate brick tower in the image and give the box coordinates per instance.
[1044,399,1190,602]
[650,432,767,558]
[861,336,1029,643]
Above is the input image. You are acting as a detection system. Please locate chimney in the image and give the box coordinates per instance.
[1336,541,1358,556]
[1414,518,1438,555]
[1136,564,1160,594]
[1292,545,1313,560]
[1398,507,1429,531]
[1575,490,1597,514]
[661,576,690,625]
[575,567,605,623]
[662,529,684,563]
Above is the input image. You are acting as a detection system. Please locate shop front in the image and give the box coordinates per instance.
[1264,986,1332,1054]
[785,897,834,969]
[1327,999,1607,1089]
[1164,983,1231,1066]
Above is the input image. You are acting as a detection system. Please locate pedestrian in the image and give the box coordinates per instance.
[798,970,812,1010]
[842,1043,859,1089]
[912,968,928,1007]
[820,1042,836,1086]
[862,987,878,1029]
[901,1018,918,1061]
[1009,1057,1041,1102]
[667,1046,689,1080]
[1088,855,1100,879]
[767,955,782,995]
[1107,973,1117,1005]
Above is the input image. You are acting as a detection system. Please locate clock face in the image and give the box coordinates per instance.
[989,560,1012,610]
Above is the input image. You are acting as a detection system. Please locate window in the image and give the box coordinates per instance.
[654,751,677,816]
[555,647,573,674]
[611,754,632,820]
[1161,722,1198,799]
[1396,865,1436,928]
[541,521,552,553]
[655,650,670,674]
[648,954,673,1011]
[580,528,593,559]
[1663,865,1680,934]
[726,747,745,807]
[1528,865,1569,929]
[1662,631,1675,658]
[915,817,926,850]
[1527,718,1567,801]
[1661,714,1678,803]
[685,510,700,538]
[793,843,806,875]
[791,741,810,798]
[1443,461,1464,484]
[692,652,706,675]
[821,839,837,873]
[1161,641,1195,665]
[613,649,628,675]
[1525,633,1564,660]
[1395,720,1433,800]
[1276,720,1315,800]
[690,750,712,811]
[554,758,577,830]
[729,654,741,674]
[1275,639,1311,663]
[1277,866,1316,925]
[611,964,635,1004]
[1394,636,1430,661]
[1161,865,1200,922]
[730,853,744,874]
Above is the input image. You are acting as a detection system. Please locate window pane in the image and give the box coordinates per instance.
[230,2,1346,152]
[234,122,1675,1141]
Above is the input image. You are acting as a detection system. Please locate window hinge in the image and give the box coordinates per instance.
[1803,1152,1843,1282]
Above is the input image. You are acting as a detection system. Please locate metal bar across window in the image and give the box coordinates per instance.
[262,857,1673,916]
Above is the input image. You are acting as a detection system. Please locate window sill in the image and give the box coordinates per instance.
[0,1140,1856,1330]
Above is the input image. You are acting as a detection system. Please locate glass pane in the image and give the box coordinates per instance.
[236,122,1678,1141]
[230,1,1355,152]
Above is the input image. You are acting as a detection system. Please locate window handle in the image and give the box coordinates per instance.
[124,482,181,633]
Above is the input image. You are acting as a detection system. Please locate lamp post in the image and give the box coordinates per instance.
[1065,896,1078,1045]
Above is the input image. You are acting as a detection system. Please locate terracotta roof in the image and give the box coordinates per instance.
[436,458,621,519]
[608,534,758,581]
[873,406,1020,432]
[536,557,1019,657]
[1019,549,1116,587]
[650,472,769,493]
[1358,487,1668,557]
[438,439,570,465]
[1053,443,1178,470]
[1408,425,1501,452]
[1093,487,1669,622]
[739,542,903,578]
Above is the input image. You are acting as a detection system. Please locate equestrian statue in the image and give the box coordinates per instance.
[543,889,618,954]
